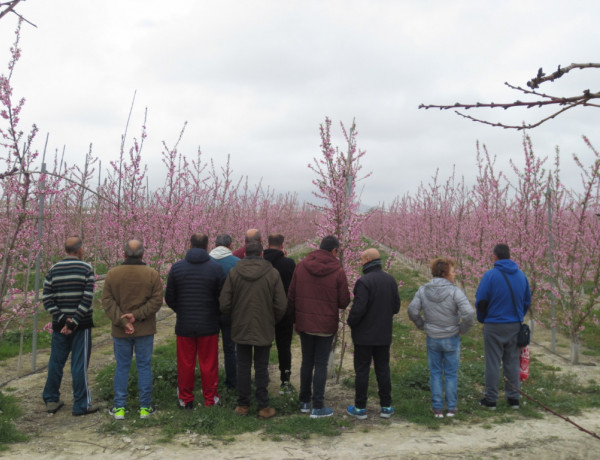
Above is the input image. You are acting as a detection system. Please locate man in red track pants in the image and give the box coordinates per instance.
[165,233,226,409]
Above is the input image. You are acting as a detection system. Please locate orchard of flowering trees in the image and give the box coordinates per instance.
[0,21,317,338]
[2,18,600,369]
[364,135,600,364]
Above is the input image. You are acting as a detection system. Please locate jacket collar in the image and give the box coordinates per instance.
[362,259,382,274]
[122,257,146,265]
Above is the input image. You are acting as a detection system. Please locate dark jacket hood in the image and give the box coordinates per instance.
[302,249,341,277]
[263,248,284,264]
[494,258,519,275]
[235,258,273,281]
[185,248,210,264]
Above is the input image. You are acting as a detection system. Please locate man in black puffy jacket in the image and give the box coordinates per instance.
[346,248,400,420]
[165,233,226,409]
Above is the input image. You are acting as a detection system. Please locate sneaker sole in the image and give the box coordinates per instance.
[346,409,367,420]
[380,413,394,418]
[310,413,334,419]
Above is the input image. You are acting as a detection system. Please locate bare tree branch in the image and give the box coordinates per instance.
[419,63,600,130]
[527,63,600,89]
[0,0,37,28]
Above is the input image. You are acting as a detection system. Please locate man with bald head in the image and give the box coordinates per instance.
[103,239,163,420]
[43,236,97,416]
[166,232,226,409]
[232,228,262,259]
[346,248,400,420]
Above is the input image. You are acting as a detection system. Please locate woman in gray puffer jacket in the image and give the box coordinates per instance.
[408,258,474,418]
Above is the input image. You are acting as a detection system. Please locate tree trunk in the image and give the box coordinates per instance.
[570,331,580,364]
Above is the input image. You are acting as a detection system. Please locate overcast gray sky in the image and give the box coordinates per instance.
[3,0,599,205]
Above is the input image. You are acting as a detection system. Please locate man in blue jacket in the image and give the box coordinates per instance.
[209,233,240,390]
[476,243,531,410]
[165,233,226,409]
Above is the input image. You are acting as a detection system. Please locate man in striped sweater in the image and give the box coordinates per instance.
[42,236,98,416]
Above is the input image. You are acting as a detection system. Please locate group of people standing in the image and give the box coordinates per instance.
[41,232,530,422]
[407,244,531,417]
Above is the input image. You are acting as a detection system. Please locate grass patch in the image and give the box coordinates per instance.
[0,290,107,360]
[0,328,52,360]
[96,338,343,440]
[0,390,28,450]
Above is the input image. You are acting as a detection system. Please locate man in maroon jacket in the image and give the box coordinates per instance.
[288,235,350,418]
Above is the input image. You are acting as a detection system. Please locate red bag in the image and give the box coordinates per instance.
[520,346,530,381]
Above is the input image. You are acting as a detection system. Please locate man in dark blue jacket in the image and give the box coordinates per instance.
[476,243,531,410]
[165,233,226,409]
[346,248,400,420]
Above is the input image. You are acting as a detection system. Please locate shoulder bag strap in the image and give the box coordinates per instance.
[497,269,522,322]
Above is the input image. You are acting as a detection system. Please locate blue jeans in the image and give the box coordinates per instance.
[427,335,460,411]
[113,335,154,408]
[43,328,92,414]
[299,332,334,409]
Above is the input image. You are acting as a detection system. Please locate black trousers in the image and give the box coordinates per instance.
[353,343,392,409]
[275,314,294,383]
[236,344,271,409]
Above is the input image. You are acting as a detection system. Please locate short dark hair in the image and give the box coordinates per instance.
[215,234,232,248]
[493,244,511,260]
[319,235,339,252]
[268,233,284,248]
[190,233,208,249]
[65,236,82,255]
[430,257,455,278]
[125,240,144,258]
[245,240,263,257]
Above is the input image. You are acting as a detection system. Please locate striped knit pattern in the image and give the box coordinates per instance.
[43,256,95,330]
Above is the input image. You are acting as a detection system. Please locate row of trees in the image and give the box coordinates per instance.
[364,134,600,363]
[0,22,319,338]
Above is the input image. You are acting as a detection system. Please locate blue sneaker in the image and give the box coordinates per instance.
[346,405,367,420]
[300,402,311,413]
[310,407,334,418]
[380,406,395,418]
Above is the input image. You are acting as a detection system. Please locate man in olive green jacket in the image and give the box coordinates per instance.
[219,241,287,419]
[102,240,163,420]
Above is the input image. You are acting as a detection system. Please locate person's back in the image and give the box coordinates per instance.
[43,236,97,416]
[219,241,286,419]
[103,260,162,338]
[347,258,400,346]
[166,247,225,337]
[221,256,286,345]
[409,277,474,339]
[476,258,530,323]
[44,255,95,331]
[263,233,297,393]
[287,235,350,418]
[165,233,226,409]
[289,248,350,335]
[475,244,531,411]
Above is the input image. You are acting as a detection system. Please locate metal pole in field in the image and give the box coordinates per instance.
[545,184,557,352]
[32,133,49,371]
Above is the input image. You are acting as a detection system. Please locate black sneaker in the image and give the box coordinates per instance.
[178,400,194,410]
[507,398,520,410]
[479,398,496,410]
